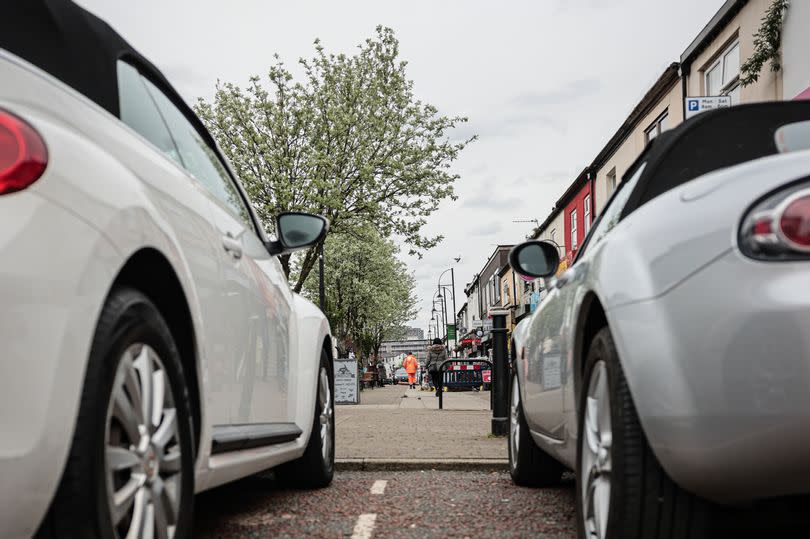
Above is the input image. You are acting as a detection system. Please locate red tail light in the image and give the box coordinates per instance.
[0,109,48,195]
[778,193,810,251]
[740,183,810,260]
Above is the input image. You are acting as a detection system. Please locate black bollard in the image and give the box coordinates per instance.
[489,309,509,436]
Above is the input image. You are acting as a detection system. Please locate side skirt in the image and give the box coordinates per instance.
[211,423,302,454]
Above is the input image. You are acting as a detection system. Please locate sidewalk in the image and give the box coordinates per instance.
[335,385,507,468]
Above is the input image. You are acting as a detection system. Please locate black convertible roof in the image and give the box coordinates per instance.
[620,101,810,219]
[0,0,212,146]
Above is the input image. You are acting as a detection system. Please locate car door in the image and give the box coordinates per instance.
[522,269,573,439]
[558,163,648,420]
[139,76,293,426]
[115,61,232,425]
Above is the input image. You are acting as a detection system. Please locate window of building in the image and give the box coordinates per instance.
[584,194,592,234]
[705,39,741,104]
[606,168,617,196]
[645,110,669,143]
[570,208,578,250]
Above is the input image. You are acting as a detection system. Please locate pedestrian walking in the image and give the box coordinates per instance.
[402,352,419,389]
[426,338,447,397]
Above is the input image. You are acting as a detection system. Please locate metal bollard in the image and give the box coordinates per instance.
[489,309,510,436]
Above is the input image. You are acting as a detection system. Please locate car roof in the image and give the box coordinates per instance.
[620,101,810,219]
[0,0,218,152]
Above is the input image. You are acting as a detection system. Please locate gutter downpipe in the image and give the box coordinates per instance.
[680,63,688,121]
[588,169,594,228]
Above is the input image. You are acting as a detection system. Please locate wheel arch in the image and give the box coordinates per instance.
[110,247,202,456]
[572,291,608,402]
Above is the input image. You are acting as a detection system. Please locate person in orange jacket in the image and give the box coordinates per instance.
[402,352,419,389]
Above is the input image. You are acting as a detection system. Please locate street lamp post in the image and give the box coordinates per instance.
[438,267,458,354]
[438,286,449,353]
[433,291,446,343]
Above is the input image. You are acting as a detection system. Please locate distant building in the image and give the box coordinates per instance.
[455,246,513,357]
[404,326,424,340]
[378,339,430,364]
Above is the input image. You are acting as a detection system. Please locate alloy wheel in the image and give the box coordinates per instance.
[581,360,612,539]
[318,367,333,464]
[105,344,182,539]
[510,376,520,471]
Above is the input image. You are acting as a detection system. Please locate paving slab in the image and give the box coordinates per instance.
[336,385,506,462]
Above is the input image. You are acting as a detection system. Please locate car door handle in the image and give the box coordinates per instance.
[222,233,243,259]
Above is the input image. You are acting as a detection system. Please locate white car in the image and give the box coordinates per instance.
[508,102,810,538]
[1,5,335,539]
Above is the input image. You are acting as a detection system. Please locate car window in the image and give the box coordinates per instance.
[139,76,252,228]
[580,162,646,254]
[116,61,182,165]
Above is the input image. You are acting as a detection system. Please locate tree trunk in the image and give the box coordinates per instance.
[279,254,291,279]
[293,243,321,293]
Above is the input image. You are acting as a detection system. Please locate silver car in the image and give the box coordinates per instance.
[507,103,810,538]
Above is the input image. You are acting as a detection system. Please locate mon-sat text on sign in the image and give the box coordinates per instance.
[685,96,732,120]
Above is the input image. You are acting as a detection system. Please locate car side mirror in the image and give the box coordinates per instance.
[266,212,329,256]
[508,240,560,279]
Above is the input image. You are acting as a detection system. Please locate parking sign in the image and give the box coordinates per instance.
[685,96,732,119]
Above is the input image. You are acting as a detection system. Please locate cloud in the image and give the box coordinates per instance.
[510,78,602,108]
[462,188,524,210]
[509,171,575,187]
[461,78,600,139]
[468,221,503,237]
[466,111,566,138]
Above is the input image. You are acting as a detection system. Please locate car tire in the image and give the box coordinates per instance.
[576,327,709,539]
[508,373,563,487]
[276,349,335,489]
[37,287,195,539]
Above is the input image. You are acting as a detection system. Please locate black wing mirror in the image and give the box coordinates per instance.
[266,212,329,256]
[508,241,560,279]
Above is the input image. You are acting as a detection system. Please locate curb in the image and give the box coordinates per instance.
[335,458,509,472]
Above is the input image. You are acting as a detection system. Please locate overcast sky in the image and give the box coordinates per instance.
[79,0,725,336]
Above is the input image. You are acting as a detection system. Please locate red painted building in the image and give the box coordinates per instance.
[560,168,594,264]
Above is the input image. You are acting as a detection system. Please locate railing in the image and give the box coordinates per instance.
[437,358,493,410]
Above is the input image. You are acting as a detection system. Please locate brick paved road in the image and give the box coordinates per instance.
[193,470,577,538]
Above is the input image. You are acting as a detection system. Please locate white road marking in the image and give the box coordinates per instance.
[370,480,387,495]
[352,513,377,539]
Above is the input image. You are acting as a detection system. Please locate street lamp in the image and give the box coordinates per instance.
[438,267,458,355]
[432,290,446,343]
